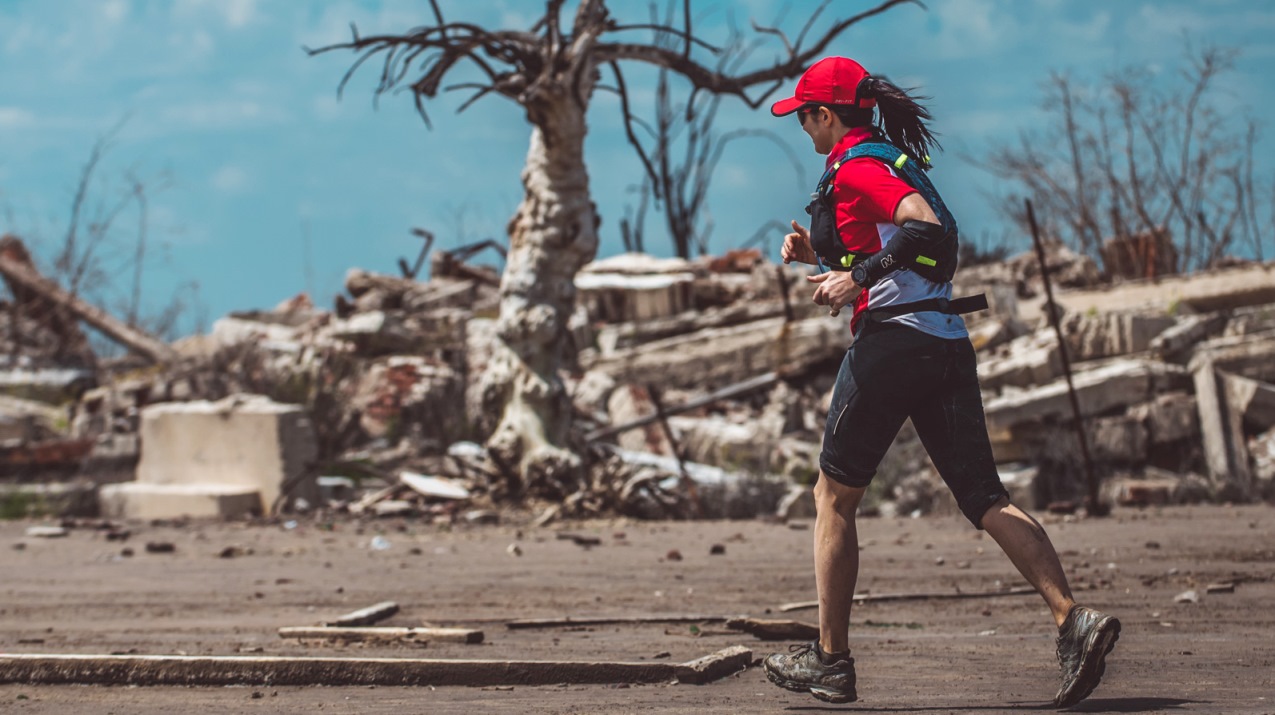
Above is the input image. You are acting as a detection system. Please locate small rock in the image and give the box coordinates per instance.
[145,542,175,554]
[1144,540,1161,549]
[978,629,997,636]
[1205,582,1235,594]
[665,549,683,562]
[251,691,263,699]
[120,548,134,557]
[934,556,946,566]
[653,651,671,659]
[464,509,500,525]
[956,561,971,570]
[507,543,522,557]
[105,530,131,542]
[25,526,67,539]
[1173,589,1199,604]
[12,543,26,551]
[709,544,726,556]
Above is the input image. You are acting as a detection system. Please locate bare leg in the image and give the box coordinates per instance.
[980,496,1076,626]
[813,470,866,654]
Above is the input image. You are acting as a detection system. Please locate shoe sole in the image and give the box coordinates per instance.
[1055,616,1121,708]
[764,664,857,704]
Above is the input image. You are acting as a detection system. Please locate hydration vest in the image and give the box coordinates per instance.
[805,139,960,283]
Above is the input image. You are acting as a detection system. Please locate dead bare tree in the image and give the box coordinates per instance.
[617,6,806,259]
[7,122,193,363]
[988,43,1270,278]
[310,0,914,497]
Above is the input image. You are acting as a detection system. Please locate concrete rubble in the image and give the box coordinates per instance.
[4,228,1275,522]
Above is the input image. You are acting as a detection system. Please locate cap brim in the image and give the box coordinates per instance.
[770,96,804,117]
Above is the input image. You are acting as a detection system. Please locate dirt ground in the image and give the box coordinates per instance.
[1,503,1272,714]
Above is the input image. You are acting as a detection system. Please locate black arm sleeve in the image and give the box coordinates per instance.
[857,219,948,287]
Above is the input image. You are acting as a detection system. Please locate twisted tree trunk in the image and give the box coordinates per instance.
[479,90,599,495]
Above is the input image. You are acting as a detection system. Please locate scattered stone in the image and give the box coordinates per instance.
[507,543,522,557]
[464,509,500,525]
[1173,589,1199,604]
[665,549,683,562]
[144,542,175,554]
[557,533,602,547]
[24,526,67,538]
[1205,582,1235,594]
[709,544,726,555]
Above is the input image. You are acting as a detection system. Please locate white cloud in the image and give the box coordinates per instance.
[0,107,37,128]
[100,0,129,24]
[310,93,346,121]
[173,0,258,29]
[211,165,249,194]
[158,100,288,129]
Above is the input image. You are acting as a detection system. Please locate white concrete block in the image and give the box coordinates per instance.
[99,482,262,520]
[135,394,317,512]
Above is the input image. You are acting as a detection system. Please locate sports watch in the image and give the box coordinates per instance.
[851,262,874,289]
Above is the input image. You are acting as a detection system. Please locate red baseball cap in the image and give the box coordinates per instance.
[770,56,875,117]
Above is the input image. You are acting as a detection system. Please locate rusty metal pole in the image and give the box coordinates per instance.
[775,265,795,323]
[1025,200,1105,516]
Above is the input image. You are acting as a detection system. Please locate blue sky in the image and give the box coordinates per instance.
[2,0,1273,336]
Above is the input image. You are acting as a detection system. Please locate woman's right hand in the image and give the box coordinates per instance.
[781,220,818,265]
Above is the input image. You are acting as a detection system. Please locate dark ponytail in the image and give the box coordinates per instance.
[858,76,941,163]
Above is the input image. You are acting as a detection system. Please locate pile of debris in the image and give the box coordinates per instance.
[4,228,1275,523]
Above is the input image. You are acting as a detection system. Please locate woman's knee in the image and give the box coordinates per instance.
[814,471,866,515]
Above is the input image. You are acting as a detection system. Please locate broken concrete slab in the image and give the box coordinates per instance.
[977,330,1062,392]
[1061,310,1177,362]
[594,299,819,354]
[583,316,846,391]
[325,601,400,627]
[576,254,699,323]
[1088,414,1148,464]
[667,413,780,474]
[98,482,263,520]
[1039,261,1275,316]
[0,365,96,404]
[724,617,819,641]
[984,359,1186,434]
[674,645,752,685]
[132,394,318,515]
[0,649,750,687]
[1128,392,1199,445]
[1188,331,1275,383]
[1150,313,1229,361]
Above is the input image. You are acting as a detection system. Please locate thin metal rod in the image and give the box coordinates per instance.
[1024,200,1104,516]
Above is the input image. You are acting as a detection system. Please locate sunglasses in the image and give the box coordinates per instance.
[797,104,824,126]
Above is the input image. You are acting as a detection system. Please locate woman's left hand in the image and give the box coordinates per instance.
[806,271,863,317]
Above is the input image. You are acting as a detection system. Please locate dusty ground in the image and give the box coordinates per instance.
[0,503,1273,714]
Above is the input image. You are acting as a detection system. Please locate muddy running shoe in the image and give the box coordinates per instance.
[1054,605,1121,708]
[764,642,857,704]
